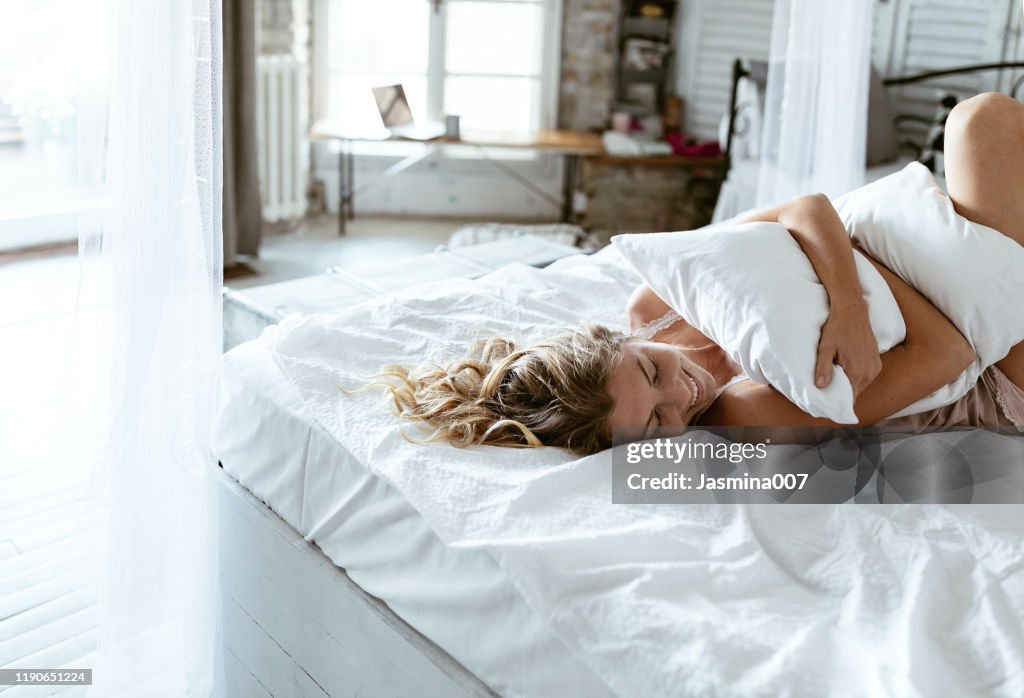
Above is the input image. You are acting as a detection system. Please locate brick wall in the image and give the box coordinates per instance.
[579,159,721,243]
[558,0,619,132]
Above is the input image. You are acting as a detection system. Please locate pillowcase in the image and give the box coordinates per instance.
[833,162,1024,418]
[612,222,906,423]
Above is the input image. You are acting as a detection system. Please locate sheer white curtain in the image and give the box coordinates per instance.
[77,0,223,694]
[755,0,873,207]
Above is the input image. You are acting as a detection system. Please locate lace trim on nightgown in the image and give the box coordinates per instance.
[992,369,1024,432]
[631,309,683,340]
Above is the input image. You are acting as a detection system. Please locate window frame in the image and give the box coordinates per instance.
[310,0,563,134]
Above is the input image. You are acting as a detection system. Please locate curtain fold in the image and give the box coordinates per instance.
[222,0,262,266]
[755,0,872,207]
[78,0,223,693]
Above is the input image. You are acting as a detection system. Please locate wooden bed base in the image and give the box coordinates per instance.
[217,467,498,697]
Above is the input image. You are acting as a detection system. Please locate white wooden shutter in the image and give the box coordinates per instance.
[1000,4,1024,100]
[881,0,1014,145]
[677,0,775,140]
[678,0,1019,143]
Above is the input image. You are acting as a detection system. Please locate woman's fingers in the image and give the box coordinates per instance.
[818,309,883,396]
[839,353,882,397]
[815,340,835,388]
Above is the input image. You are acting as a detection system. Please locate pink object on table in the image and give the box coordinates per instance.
[665,133,722,157]
[611,112,632,133]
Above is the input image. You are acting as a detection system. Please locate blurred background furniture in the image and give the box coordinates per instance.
[718,57,1024,222]
[309,123,604,233]
[613,0,679,118]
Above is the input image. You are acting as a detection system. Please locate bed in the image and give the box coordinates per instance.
[215,246,1024,697]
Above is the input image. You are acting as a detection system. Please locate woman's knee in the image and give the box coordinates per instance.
[946,92,1024,143]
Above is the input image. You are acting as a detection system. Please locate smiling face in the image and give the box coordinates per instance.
[605,339,715,438]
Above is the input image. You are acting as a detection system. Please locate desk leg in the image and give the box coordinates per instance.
[338,140,355,236]
[345,140,354,222]
[337,141,346,235]
[561,153,579,223]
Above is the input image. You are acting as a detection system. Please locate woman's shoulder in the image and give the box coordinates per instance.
[695,378,763,426]
[626,284,674,332]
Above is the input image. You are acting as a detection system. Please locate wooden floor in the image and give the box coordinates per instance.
[0,215,465,695]
[0,456,96,697]
[0,248,98,696]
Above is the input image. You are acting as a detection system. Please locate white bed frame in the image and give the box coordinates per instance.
[217,467,498,697]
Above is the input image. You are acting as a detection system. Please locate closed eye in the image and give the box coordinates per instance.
[651,357,660,386]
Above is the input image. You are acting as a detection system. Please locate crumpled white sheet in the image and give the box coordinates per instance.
[265,247,1024,697]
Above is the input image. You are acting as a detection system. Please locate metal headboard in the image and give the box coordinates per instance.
[723,58,1024,169]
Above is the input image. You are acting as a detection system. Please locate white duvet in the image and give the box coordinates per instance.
[265,247,1024,697]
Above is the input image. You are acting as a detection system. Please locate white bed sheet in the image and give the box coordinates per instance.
[214,339,614,698]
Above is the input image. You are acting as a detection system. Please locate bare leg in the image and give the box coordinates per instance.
[943,92,1024,387]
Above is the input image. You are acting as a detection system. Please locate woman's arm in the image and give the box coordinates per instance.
[740,194,881,396]
[700,254,976,427]
[626,283,668,332]
[627,194,872,344]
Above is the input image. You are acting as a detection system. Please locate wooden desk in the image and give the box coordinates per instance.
[310,120,604,234]
[576,153,725,238]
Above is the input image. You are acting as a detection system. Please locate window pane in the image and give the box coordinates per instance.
[446,2,543,76]
[0,0,104,248]
[328,74,427,135]
[328,0,429,74]
[445,76,538,131]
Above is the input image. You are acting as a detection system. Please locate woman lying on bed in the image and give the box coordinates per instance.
[376,93,1024,455]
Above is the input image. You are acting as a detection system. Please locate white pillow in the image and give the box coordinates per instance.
[612,222,906,423]
[833,162,1024,370]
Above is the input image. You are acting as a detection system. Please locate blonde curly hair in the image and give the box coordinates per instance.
[366,324,630,456]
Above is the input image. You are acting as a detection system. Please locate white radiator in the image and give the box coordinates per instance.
[257,55,307,222]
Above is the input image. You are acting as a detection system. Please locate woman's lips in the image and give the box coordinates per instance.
[682,365,703,407]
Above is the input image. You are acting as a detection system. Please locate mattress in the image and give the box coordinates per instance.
[214,338,615,698]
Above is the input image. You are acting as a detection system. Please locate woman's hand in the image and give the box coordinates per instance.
[740,194,883,396]
[815,299,882,396]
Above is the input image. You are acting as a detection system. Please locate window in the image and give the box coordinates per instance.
[0,0,107,250]
[315,0,560,135]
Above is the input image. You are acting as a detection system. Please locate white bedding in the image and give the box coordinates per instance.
[265,246,1024,697]
[214,340,614,698]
